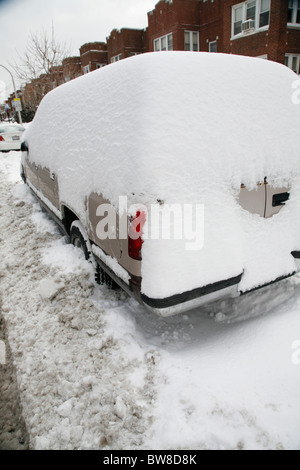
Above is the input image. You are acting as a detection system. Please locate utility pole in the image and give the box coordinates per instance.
[0,64,23,125]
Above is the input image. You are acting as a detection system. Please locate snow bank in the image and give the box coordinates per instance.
[23,52,300,298]
[1,152,300,450]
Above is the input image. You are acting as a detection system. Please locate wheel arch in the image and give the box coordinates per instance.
[61,204,80,235]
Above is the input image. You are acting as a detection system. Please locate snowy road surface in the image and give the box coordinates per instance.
[0,151,300,450]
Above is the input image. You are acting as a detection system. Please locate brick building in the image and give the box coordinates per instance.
[79,42,108,74]
[106,28,148,63]
[145,0,300,73]
[147,0,202,52]
[223,0,300,72]
[7,0,299,121]
[62,56,82,82]
[198,0,223,53]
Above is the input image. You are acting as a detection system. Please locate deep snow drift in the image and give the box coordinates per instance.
[0,151,300,449]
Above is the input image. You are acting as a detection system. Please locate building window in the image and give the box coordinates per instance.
[247,1,256,23]
[285,54,300,74]
[209,41,217,53]
[83,65,90,74]
[287,0,300,24]
[96,63,105,69]
[154,33,173,51]
[233,5,244,36]
[259,0,270,27]
[184,31,199,51]
[232,0,270,37]
[111,54,122,63]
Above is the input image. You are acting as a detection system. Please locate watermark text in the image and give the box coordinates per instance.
[95,197,205,251]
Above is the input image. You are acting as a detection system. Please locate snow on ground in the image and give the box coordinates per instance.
[0,151,300,450]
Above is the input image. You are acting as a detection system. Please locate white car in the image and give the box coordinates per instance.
[0,123,25,152]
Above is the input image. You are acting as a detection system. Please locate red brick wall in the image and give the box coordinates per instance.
[79,42,107,55]
[223,0,269,57]
[267,0,289,63]
[79,42,108,71]
[199,0,224,52]
[148,0,177,47]
[222,0,299,64]
[78,0,299,70]
[62,56,82,81]
[147,0,202,51]
[107,28,146,63]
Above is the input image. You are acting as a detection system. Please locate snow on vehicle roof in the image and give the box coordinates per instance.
[0,123,25,132]
[24,51,300,210]
[23,52,300,298]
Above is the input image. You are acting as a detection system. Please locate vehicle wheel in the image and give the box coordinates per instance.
[95,263,119,290]
[70,221,91,261]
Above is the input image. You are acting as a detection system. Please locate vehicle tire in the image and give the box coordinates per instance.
[70,221,91,261]
[95,263,119,290]
[70,221,118,289]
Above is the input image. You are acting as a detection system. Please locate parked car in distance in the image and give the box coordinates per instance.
[0,123,25,152]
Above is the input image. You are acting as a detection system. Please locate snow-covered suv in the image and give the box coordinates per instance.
[20,52,300,315]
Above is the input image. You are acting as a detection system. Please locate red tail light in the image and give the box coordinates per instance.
[128,210,146,260]
[0,136,4,141]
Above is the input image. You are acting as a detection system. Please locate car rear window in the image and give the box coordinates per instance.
[0,125,25,133]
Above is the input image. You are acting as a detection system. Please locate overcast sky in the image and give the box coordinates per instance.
[0,0,155,102]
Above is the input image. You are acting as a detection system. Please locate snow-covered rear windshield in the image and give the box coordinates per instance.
[0,125,25,133]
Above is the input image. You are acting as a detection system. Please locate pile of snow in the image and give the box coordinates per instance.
[23,52,300,298]
[1,151,300,450]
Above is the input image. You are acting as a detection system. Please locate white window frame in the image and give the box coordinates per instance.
[285,54,300,74]
[96,63,105,69]
[209,40,217,53]
[83,65,90,74]
[184,31,199,51]
[111,54,122,63]
[287,0,300,25]
[231,0,271,39]
[153,33,173,51]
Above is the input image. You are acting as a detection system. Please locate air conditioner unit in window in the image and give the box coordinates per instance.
[242,19,255,33]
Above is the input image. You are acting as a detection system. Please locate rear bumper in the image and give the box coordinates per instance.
[141,274,242,317]
[0,141,21,151]
[143,285,240,317]
[142,270,299,316]
[94,247,300,317]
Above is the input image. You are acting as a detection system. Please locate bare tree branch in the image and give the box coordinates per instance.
[11,28,70,82]
[10,27,71,116]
